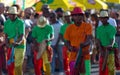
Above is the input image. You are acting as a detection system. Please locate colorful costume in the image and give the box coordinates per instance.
[4,17,25,75]
[96,24,116,75]
[64,22,92,75]
[32,24,54,75]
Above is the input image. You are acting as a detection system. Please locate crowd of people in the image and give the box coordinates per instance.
[0,2,120,75]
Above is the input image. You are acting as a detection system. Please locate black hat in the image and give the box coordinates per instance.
[55,8,64,13]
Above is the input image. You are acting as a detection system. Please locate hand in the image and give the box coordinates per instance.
[80,43,85,48]
[45,39,49,43]
[68,46,73,51]
[12,42,19,47]
[31,43,39,52]
[106,45,113,50]
[72,47,79,52]
[47,46,53,62]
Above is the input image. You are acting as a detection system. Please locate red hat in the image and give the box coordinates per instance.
[71,7,84,15]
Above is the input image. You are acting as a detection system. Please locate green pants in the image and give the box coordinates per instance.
[14,48,25,75]
[81,60,91,75]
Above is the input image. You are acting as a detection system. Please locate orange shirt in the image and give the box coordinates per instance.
[64,22,92,60]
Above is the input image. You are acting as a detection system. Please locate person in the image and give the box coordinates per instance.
[0,3,7,74]
[90,13,99,64]
[96,10,116,75]
[98,10,117,28]
[55,7,64,24]
[22,7,34,74]
[64,7,92,75]
[0,3,6,26]
[49,12,64,74]
[4,7,25,75]
[59,11,72,75]
[99,10,120,71]
[111,12,120,70]
[31,16,54,75]
[0,25,6,75]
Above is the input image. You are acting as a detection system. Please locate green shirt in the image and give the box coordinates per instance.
[60,23,69,36]
[32,25,54,45]
[4,17,25,48]
[96,24,117,47]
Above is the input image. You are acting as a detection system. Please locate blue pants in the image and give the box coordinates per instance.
[51,45,64,74]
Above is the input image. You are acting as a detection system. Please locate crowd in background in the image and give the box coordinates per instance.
[0,2,120,75]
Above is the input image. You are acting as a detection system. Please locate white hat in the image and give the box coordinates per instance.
[37,16,47,28]
[8,7,18,14]
[99,11,109,17]
[64,11,71,16]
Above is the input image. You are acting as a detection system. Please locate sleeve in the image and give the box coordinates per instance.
[59,26,63,35]
[18,21,25,35]
[108,26,116,39]
[49,25,54,35]
[3,22,7,34]
[96,27,100,39]
[31,26,37,38]
[85,23,92,35]
[64,26,70,41]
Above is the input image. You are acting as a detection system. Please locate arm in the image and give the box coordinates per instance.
[0,35,5,47]
[14,34,24,45]
[80,35,92,48]
[46,33,54,42]
[102,48,109,71]
[65,40,73,51]
[31,37,39,52]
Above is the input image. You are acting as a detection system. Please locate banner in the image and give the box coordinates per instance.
[88,0,96,4]
[0,0,39,9]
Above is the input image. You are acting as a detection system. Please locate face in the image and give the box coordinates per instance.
[72,14,84,25]
[56,12,63,18]
[100,17,108,24]
[41,8,50,18]
[64,16,71,23]
[8,14,17,21]
[24,8,33,19]
[49,13,57,24]
[0,6,4,14]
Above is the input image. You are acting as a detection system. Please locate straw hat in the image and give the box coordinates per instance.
[99,11,109,17]
[8,7,18,14]
[71,7,84,15]
[37,16,47,28]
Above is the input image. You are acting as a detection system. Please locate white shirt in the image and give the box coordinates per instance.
[98,17,117,27]
[51,21,63,46]
[24,19,33,28]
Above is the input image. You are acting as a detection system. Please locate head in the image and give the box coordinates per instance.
[37,16,47,28]
[90,13,99,27]
[8,7,18,21]
[71,7,84,26]
[12,4,21,12]
[55,7,64,19]
[18,10,24,19]
[5,6,9,13]
[0,3,5,14]
[115,12,119,19]
[99,10,109,25]
[49,12,57,24]
[24,7,34,19]
[64,11,71,23]
[41,4,50,18]
[91,13,99,21]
